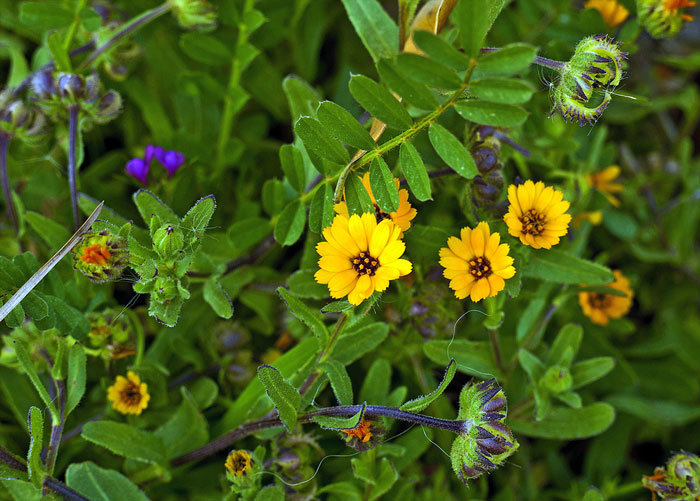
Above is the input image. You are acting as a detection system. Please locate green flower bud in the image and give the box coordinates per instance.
[169,0,218,31]
[637,0,695,39]
[153,276,179,302]
[86,309,136,360]
[153,224,185,259]
[541,365,573,394]
[451,379,519,483]
[72,230,128,283]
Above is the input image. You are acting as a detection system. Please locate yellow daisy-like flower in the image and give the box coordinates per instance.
[586,165,624,207]
[107,371,150,415]
[578,270,634,325]
[334,172,417,235]
[225,450,252,477]
[504,181,572,249]
[439,222,516,302]
[314,213,412,305]
[585,0,630,27]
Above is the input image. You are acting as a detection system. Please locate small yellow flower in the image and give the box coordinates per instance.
[663,0,695,22]
[504,181,572,249]
[585,0,630,27]
[315,213,412,305]
[586,165,624,207]
[107,371,150,415]
[335,172,417,235]
[225,450,252,477]
[439,222,516,302]
[573,210,603,228]
[578,270,634,325]
[341,419,372,443]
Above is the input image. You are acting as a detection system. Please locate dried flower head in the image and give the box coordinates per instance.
[335,172,417,235]
[439,222,515,302]
[637,0,695,38]
[225,450,253,477]
[73,230,128,283]
[340,418,383,452]
[579,270,634,325]
[642,451,700,499]
[314,213,412,305]
[587,165,624,206]
[585,0,630,27]
[504,181,572,249]
[107,371,150,415]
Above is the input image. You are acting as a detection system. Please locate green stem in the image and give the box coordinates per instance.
[67,105,80,231]
[319,312,349,363]
[62,0,89,52]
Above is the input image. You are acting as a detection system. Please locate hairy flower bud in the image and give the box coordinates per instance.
[473,176,501,203]
[451,379,519,483]
[637,0,695,38]
[153,224,185,259]
[31,70,56,99]
[73,230,128,283]
[56,73,86,100]
[169,0,218,31]
[0,92,46,141]
[643,451,700,499]
[541,365,573,393]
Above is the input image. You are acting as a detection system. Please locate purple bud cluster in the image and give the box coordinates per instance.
[125,145,186,185]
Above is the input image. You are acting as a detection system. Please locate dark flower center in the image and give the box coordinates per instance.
[231,454,249,474]
[374,204,391,222]
[520,209,546,236]
[469,256,492,279]
[352,251,379,276]
[588,293,612,310]
[121,383,142,406]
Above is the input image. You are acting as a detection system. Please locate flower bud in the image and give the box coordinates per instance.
[472,176,501,203]
[541,365,573,394]
[170,0,218,32]
[473,145,500,174]
[96,90,122,119]
[153,224,185,259]
[31,71,56,99]
[56,73,85,100]
[73,230,128,283]
[83,75,101,104]
[637,0,695,38]
[86,308,136,359]
[451,379,519,483]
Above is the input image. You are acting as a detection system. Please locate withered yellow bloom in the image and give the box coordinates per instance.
[315,213,412,305]
[335,172,417,235]
[225,450,252,476]
[342,419,372,443]
[504,181,572,249]
[585,0,630,27]
[579,270,634,325]
[107,371,150,415]
[439,222,515,302]
[586,165,624,206]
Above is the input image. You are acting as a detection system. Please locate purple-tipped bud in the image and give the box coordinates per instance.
[144,145,163,165]
[473,426,495,439]
[473,146,499,174]
[477,437,509,455]
[97,91,122,118]
[159,150,186,177]
[482,412,506,422]
[31,71,55,98]
[486,171,504,191]
[125,158,149,185]
[479,385,502,406]
[482,396,506,413]
[57,73,85,99]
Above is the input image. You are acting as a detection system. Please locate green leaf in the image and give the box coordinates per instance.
[399,141,432,201]
[470,78,535,104]
[571,357,615,389]
[428,123,477,179]
[66,462,148,501]
[313,403,365,430]
[295,116,349,165]
[518,349,545,380]
[228,217,271,253]
[360,359,391,404]
[19,2,73,29]
[79,7,102,31]
[369,157,400,213]
[288,270,329,299]
[321,300,353,313]
[0,479,41,501]
[455,0,500,57]
[154,388,209,459]
[273,200,306,246]
[66,344,86,417]
[455,100,528,127]
[81,421,166,464]
[133,190,178,226]
[279,145,307,193]
[423,340,502,379]
[179,33,233,65]
[340,0,398,61]
[47,31,71,72]
[413,31,470,70]
[349,75,413,130]
[317,101,376,151]
[582,487,604,501]
[522,250,614,284]
[370,458,399,500]
[277,287,329,344]
[547,324,583,366]
[43,296,90,340]
[478,43,537,75]
[376,59,438,111]
[255,485,285,501]
[332,322,389,364]
[283,75,322,122]
[395,53,462,90]
[21,292,48,322]
[505,253,522,297]
[27,407,44,487]
[309,183,335,233]
[605,394,700,426]
[319,360,353,405]
[14,339,58,422]
[203,277,233,319]
[181,195,216,244]
[509,403,615,439]
[25,211,71,249]
[257,365,302,432]
[400,359,456,413]
[344,174,374,216]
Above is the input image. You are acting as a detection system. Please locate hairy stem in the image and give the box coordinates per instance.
[0,134,18,233]
[67,106,80,231]
[480,47,566,71]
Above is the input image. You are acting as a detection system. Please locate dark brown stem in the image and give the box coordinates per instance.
[44,379,66,476]
[0,134,18,233]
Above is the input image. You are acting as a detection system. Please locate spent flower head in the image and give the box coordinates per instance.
[642,451,700,499]
[73,230,128,283]
[637,0,695,38]
[0,90,46,141]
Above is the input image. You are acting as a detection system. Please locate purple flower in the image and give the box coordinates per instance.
[125,158,149,184]
[159,150,186,177]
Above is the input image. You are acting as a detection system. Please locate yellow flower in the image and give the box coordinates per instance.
[586,165,624,207]
[573,210,603,228]
[107,371,150,415]
[342,419,372,443]
[585,0,630,27]
[439,222,516,302]
[504,181,572,249]
[225,450,252,477]
[578,270,634,325]
[314,213,412,305]
[334,172,417,235]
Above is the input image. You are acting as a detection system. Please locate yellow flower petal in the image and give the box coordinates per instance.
[319,255,352,272]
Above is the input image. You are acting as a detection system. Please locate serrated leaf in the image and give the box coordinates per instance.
[295,117,349,165]
[399,141,432,201]
[377,59,438,111]
[319,360,353,405]
[309,183,335,233]
[81,421,166,464]
[509,403,615,439]
[257,365,301,432]
[313,403,366,430]
[66,462,148,501]
[400,359,456,413]
[349,75,413,130]
[279,145,307,193]
[345,174,374,216]
[66,344,86,417]
[203,277,233,319]
[522,250,614,284]
[369,157,399,213]
[395,53,462,90]
[317,101,376,151]
[413,30,470,70]
[277,287,329,344]
[428,123,477,179]
[455,100,528,127]
[470,77,535,104]
[478,43,537,75]
[273,200,306,246]
[340,0,398,61]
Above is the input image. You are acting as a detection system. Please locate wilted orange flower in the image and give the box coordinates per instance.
[315,213,412,305]
[225,450,252,476]
[80,243,111,265]
[586,165,624,206]
[107,371,150,415]
[335,172,417,235]
[342,419,372,443]
[439,222,516,302]
[578,270,634,325]
[504,181,572,249]
[585,0,630,27]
